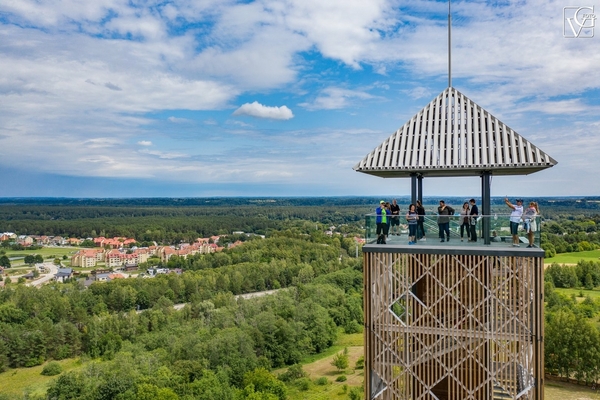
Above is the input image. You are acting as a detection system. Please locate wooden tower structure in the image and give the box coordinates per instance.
[355,88,555,400]
[362,246,544,400]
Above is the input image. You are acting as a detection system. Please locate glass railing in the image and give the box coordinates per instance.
[365,214,541,248]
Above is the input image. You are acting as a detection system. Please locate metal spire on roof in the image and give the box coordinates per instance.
[448,0,452,88]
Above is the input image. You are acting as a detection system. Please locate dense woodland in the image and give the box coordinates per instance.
[1,197,600,399]
[0,227,363,399]
[544,263,600,384]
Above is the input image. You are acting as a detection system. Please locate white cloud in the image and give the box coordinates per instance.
[233,101,294,120]
[168,117,190,123]
[1,1,600,196]
[300,87,374,110]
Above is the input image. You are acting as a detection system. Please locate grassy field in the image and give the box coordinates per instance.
[1,332,600,399]
[545,250,600,265]
[0,359,85,397]
[555,287,600,301]
[545,377,600,400]
[4,246,78,268]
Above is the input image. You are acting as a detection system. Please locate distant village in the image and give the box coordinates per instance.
[1,227,365,287]
[0,231,259,286]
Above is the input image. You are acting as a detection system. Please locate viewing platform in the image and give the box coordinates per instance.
[364,214,543,250]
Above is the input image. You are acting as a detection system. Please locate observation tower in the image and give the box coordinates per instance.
[354,87,556,400]
[355,4,557,398]
[354,86,556,400]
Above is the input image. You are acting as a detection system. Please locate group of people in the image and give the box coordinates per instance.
[376,199,426,244]
[375,197,540,247]
[457,199,479,243]
[505,198,540,248]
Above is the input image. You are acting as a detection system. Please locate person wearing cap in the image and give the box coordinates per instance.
[505,197,523,247]
[376,200,389,244]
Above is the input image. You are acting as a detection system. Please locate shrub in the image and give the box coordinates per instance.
[41,362,63,376]
[315,377,328,386]
[336,375,347,382]
[355,356,364,370]
[348,387,362,400]
[278,364,306,382]
[296,377,311,391]
[343,319,363,334]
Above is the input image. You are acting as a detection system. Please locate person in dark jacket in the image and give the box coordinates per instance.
[469,198,479,242]
[437,200,455,242]
[416,200,426,241]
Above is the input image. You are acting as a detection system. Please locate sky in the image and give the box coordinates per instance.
[0,0,599,198]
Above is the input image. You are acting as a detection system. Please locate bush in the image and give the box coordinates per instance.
[41,362,63,376]
[336,375,347,382]
[343,319,363,334]
[278,364,306,382]
[296,377,311,391]
[315,377,328,386]
[355,356,364,370]
[348,386,362,400]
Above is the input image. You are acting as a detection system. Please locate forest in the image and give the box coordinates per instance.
[0,228,363,399]
[1,197,600,399]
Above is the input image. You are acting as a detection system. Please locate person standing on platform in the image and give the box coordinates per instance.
[523,201,539,248]
[384,202,391,239]
[437,200,454,242]
[406,203,418,245]
[469,198,479,242]
[390,199,401,236]
[416,200,426,241]
[459,202,470,242]
[376,200,389,244]
[505,198,523,247]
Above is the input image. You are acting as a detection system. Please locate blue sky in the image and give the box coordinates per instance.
[0,0,599,198]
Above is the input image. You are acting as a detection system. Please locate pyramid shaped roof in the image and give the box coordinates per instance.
[354,87,557,178]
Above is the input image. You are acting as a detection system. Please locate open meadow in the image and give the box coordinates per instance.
[1,332,599,400]
[545,250,600,266]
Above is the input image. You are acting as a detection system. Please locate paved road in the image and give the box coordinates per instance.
[26,262,59,287]
[154,289,284,313]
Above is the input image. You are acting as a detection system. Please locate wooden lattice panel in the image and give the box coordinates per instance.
[363,249,544,400]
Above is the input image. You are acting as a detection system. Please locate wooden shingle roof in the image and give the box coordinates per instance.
[354,87,557,177]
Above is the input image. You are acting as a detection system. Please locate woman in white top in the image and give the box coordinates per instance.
[505,198,523,247]
[523,202,539,248]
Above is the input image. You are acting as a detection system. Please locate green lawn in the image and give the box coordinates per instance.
[1,337,599,400]
[4,246,79,268]
[0,359,86,397]
[555,287,600,301]
[545,249,600,265]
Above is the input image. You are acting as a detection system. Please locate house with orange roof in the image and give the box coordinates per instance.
[228,240,244,249]
[157,246,177,263]
[71,249,104,267]
[67,237,82,246]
